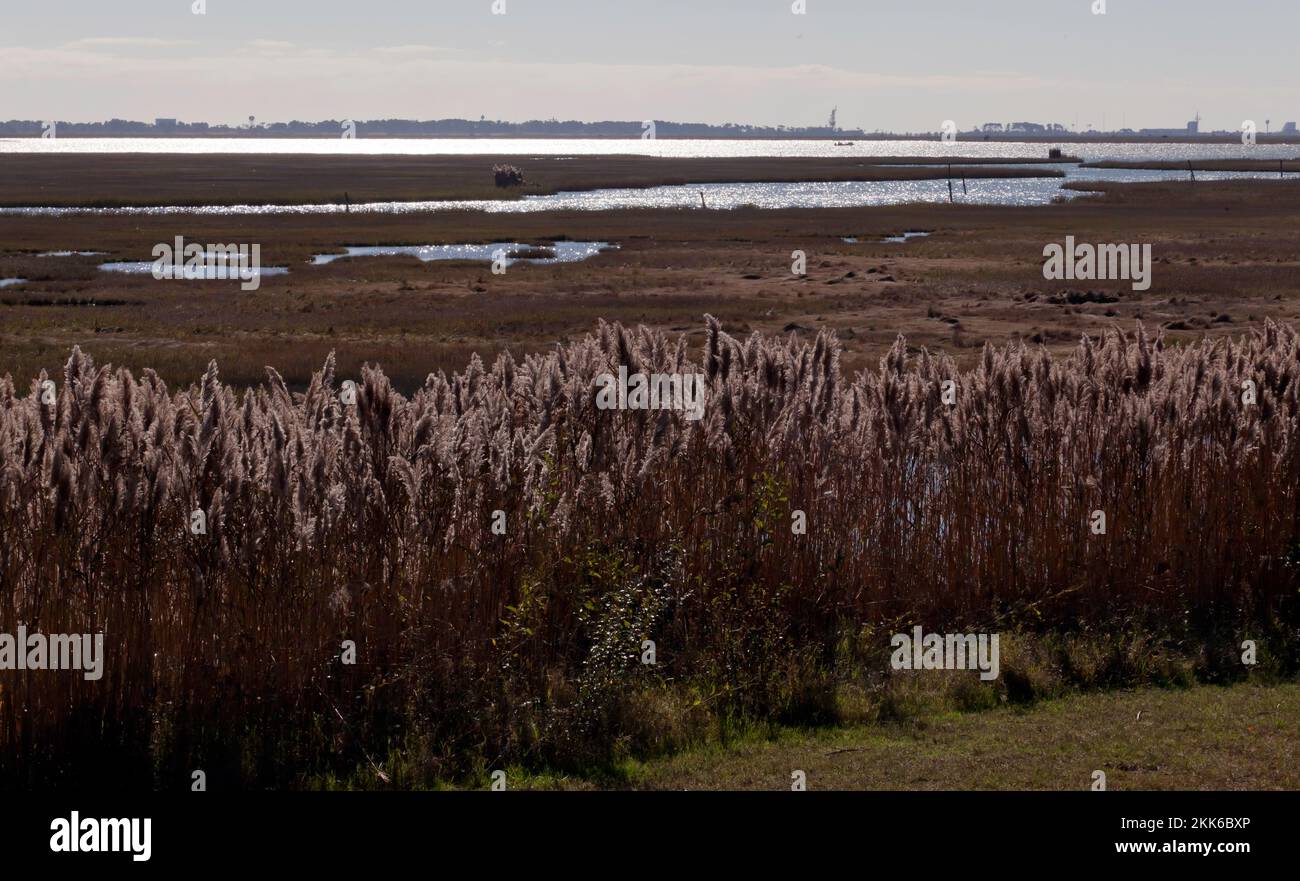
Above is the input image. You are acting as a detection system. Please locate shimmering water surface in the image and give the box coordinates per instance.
[82,243,612,277]
[843,231,932,244]
[311,241,614,266]
[4,166,1287,217]
[3,137,1298,162]
[99,260,289,278]
[0,146,1293,217]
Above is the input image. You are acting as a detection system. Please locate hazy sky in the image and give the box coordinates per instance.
[2,0,1296,132]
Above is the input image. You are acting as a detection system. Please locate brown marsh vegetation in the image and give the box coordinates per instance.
[2,159,1299,787]
[0,153,1065,207]
[3,178,1300,390]
[1,317,1297,787]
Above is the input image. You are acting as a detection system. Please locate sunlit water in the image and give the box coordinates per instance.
[0,161,1292,217]
[843,231,931,244]
[3,137,1299,162]
[99,258,289,278]
[0,278,28,287]
[79,243,613,278]
[311,241,614,266]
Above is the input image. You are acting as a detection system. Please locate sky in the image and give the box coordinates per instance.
[1,0,1296,132]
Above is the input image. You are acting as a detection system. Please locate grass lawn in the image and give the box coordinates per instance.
[520,683,1299,791]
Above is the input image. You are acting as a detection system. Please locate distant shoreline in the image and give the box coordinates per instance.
[4,133,1300,145]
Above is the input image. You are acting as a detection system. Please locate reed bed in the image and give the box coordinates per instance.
[1,318,1297,787]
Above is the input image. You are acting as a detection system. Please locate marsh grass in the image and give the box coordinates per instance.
[1,317,1298,787]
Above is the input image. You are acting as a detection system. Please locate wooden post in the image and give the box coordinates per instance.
[1187,161,1195,183]
[948,164,954,203]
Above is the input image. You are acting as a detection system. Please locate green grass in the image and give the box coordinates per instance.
[505,682,1300,790]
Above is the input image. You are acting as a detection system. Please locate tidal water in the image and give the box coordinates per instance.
[98,261,289,278]
[2,165,1288,217]
[3,137,1299,163]
[310,241,614,266]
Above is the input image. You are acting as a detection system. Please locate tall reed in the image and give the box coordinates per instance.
[1,318,1296,786]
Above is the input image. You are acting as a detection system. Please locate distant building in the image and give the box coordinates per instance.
[976,121,1064,136]
[1283,121,1298,134]
[154,118,177,129]
[1140,115,1201,137]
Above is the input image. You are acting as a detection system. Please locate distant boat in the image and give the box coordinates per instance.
[835,141,855,146]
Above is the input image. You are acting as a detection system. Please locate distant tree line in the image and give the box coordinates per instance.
[0,118,871,139]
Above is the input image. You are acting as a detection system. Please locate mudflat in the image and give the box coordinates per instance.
[1,167,1297,391]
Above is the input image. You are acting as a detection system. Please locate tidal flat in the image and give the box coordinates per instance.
[0,155,1298,392]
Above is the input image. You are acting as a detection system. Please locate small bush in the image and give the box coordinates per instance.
[493,164,525,188]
